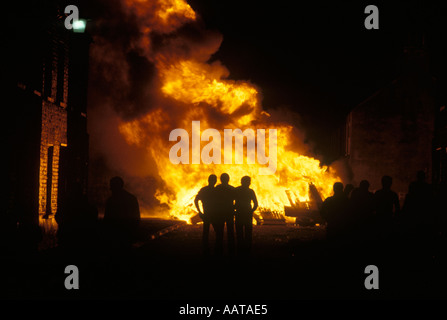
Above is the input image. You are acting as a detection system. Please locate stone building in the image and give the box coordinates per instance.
[331,45,437,202]
[3,0,90,250]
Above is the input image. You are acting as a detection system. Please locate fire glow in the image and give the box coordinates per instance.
[168,121,278,175]
[100,0,342,222]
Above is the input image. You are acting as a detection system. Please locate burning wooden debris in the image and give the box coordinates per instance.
[187,182,325,226]
[255,208,286,225]
[284,183,324,227]
[189,212,203,225]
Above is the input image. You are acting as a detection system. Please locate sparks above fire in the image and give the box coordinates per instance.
[91,0,343,222]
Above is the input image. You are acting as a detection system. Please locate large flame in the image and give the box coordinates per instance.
[113,0,340,221]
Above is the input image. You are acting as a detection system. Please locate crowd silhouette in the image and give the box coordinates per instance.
[55,172,261,262]
[195,173,258,257]
[2,170,445,262]
[38,170,447,260]
[54,172,262,259]
[319,171,441,254]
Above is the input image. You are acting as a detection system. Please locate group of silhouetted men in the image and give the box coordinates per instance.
[320,171,435,245]
[195,173,258,257]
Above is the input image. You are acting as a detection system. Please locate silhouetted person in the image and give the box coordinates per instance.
[350,180,375,241]
[374,175,400,219]
[234,176,258,256]
[55,182,98,254]
[374,175,399,240]
[403,171,433,218]
[412,171,432,197]
[194,174,217,255]
[402,183,418,223]
[402,171,435,239]
[320,182,349,242]
[342,182,356,234]
[213,173,236,256]
[434,183,447,247]
[104,176,140,252]
[344,183,354,199]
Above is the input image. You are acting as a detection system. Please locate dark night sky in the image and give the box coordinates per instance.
[186,0,447,156]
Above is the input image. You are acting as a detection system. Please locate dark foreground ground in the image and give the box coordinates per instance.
[1,218,447,303]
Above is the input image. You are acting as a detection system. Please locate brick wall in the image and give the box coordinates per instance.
[39,101,67,216]
[38,18,69,217]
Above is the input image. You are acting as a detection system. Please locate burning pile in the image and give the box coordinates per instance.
[90,0,340,222]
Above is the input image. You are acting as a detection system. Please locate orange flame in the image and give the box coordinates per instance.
[116,0,340,222]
